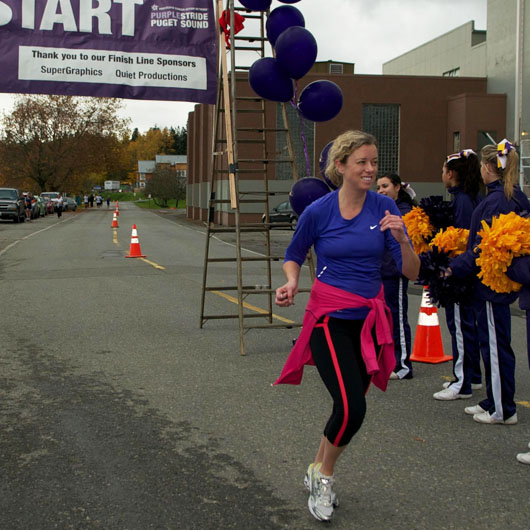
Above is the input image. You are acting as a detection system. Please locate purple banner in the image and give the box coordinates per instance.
[0,0,217,104]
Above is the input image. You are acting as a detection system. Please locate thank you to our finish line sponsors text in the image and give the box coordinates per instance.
[18,46,207,89]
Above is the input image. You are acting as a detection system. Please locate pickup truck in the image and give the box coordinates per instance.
[0,188,26,223]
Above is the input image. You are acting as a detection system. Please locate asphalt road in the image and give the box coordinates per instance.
[0,204,529,530]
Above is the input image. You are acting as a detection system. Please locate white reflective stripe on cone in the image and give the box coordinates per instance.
[131,238,139,244]
[417,312,440,326]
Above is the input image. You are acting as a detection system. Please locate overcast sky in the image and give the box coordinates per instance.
[0,0,487,134]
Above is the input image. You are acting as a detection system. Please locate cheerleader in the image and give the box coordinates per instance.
[507,256,530,463]
[376,174,416,379]
[448,140,529,424]
[433,150,483,400]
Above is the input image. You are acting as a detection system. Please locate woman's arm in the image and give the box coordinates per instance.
[275,260,301,306]
[379,209,420,281]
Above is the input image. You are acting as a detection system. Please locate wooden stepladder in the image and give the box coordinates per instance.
[199,0,314,355]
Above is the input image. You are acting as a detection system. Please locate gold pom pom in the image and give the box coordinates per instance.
[429,227,469,257]
[402,207,435,254]
[476,212,530,293]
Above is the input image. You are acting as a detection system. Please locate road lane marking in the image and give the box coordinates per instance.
[139,258,165,270]
[0,217,72,257]
[113,228,119,246]
[212,290,295,324]
[516,400,530,409]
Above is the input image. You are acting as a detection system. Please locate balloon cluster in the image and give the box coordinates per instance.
[240,1,343,216]
[244,0,343,123]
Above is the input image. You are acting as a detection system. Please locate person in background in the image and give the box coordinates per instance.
[24,192,33,221]
[376,173,417,380]
[433,150,483,401]
[106,196,111,208]
[56,193,63,218]
[274,130,419,522]
[96,194,103,208]
[84,194,89,208]
[447,140,529,424]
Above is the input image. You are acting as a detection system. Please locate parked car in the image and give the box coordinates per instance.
[62,197,77,211]
[39,195,55,215]
[0,188,26,223]
[262,200,298,229]
[34,195,47,217]
[40,192,60,209]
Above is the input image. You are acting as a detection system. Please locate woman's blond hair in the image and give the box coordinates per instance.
[324,130,377,187]
[481,143,519,200]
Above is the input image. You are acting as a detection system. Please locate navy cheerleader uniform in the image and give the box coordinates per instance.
[450,181,530,421]
[444,186,482,395]
[381,198,413,379]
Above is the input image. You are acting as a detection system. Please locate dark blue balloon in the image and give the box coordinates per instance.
[249,57,294,102]
[278,0,302,3]
[289,177,331,216]
[275,26,317,80]
[297,80,343,122]
[266,6,305,46]
[318,141,338,190]
[239,0,272,10]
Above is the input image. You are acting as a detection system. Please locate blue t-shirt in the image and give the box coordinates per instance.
[285,189,405,319]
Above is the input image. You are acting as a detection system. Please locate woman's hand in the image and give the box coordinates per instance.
[379,209,408,243]
[275,280,298,307]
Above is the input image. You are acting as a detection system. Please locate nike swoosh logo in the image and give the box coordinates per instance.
[370,225,378,230]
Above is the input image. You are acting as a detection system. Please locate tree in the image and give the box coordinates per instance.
[0,95,130,193]
[145,167,185,207]
[170,126,187,155]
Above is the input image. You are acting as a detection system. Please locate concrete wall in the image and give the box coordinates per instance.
[383,22,487,77]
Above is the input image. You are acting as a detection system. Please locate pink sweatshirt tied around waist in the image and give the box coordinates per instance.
[274,279,395,391]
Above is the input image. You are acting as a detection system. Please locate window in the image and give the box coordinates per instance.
[276,103,315,180]
[362,104,400,175]
[329,63,343,74]
[453,132,461,153]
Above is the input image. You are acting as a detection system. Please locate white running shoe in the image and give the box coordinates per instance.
[433,388,472,401]
[304,463,338,507]
[473,411,518,425]
[308,469,335,522]
[389,372,399,380]
[464,404,486,416]
[442,381,453,389]
[516,451,530,465]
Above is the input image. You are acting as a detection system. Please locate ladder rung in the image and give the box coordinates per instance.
[239,191,288,195]
[207,257,283,263]
[234,47,263,52]
[235,97,263,102]
[238,158,291,163]
[214,168,265,174]
[243,323,302,330]
[202,313,266,320]
[233,36,267,42]
[236,127,288,132]
[205,285,260,291]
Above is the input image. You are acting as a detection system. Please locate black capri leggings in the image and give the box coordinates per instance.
[310,315,372,447]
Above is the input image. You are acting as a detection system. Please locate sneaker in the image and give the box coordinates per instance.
[308,470,335,522]
[473,411,518,425]
[433,388,472,401]
[471,382,483,390]
[389,372,399,380]
[442,381,453,389]
[516,451,530,465]
[464,404,486,416]
[304,463,338,507]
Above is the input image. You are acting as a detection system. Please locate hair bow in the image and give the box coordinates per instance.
[496,139,513,169]
[446,149,476,163]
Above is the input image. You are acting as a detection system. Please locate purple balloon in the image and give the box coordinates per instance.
[275,26,317,80]
[266,6,305,46]
[249,57,294,102]
[297,80,343,122]
[318,141,338,190]
[239,0,272,10]
[278,0,302,3]
[289,177,331,216]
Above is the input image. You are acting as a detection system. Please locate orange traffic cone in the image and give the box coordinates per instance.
[115,205,119,216]
[125,224,146,258]
[410,287,452,363]
[111,211,119,228]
